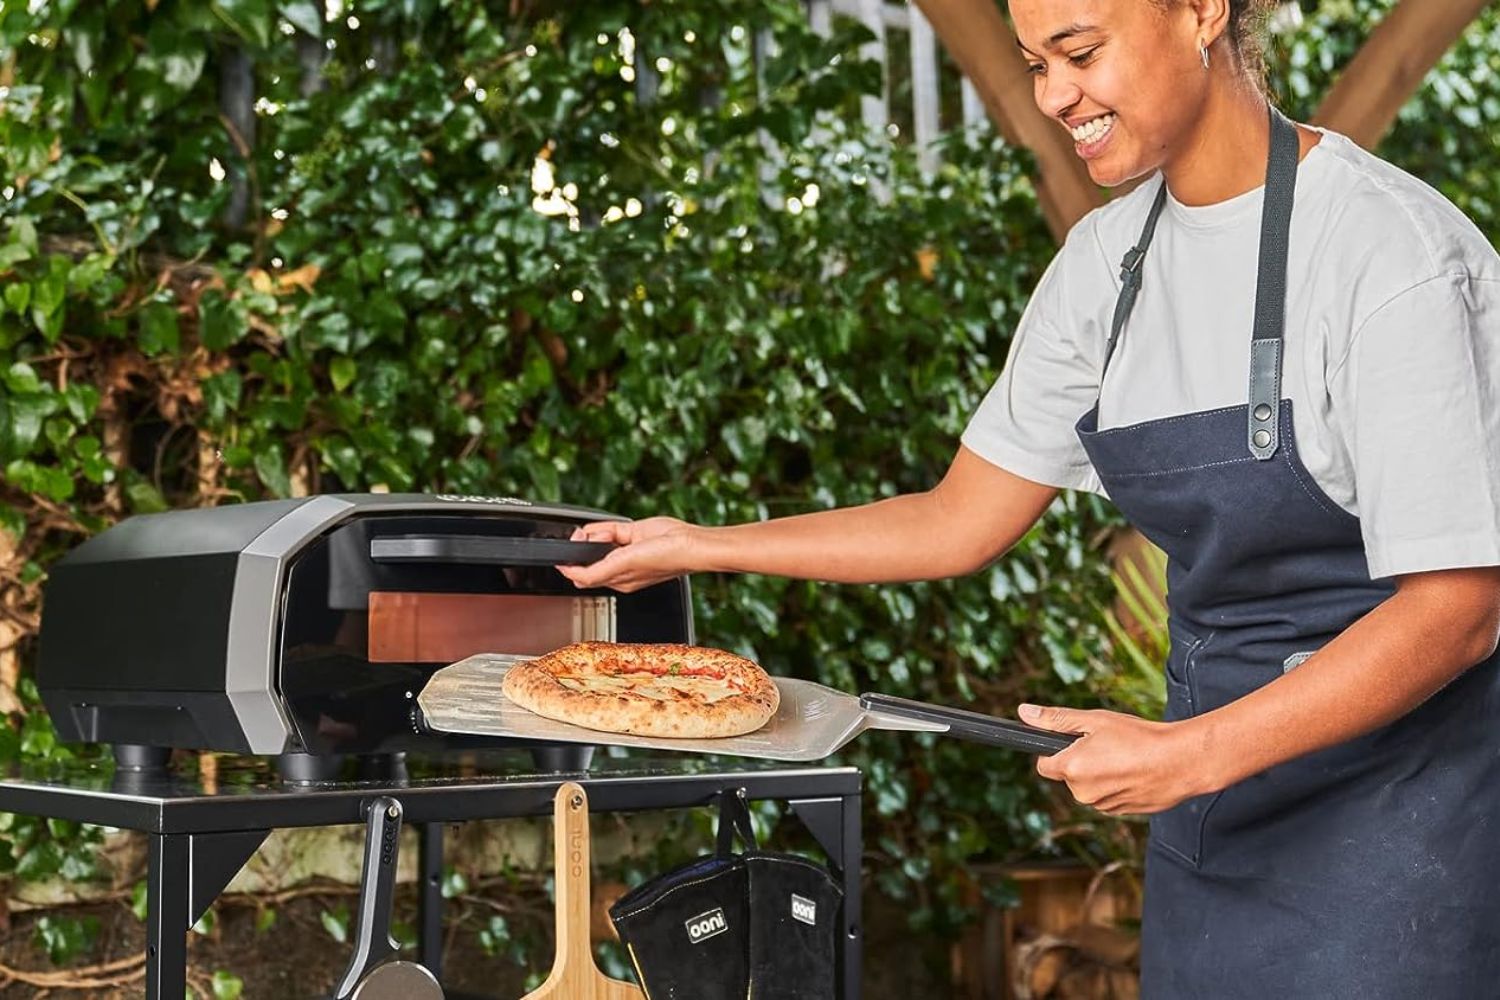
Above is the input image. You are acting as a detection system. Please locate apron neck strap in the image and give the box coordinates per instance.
[1246,106,1301,460]
[1097,104,1302,463]
[1101,180,1168,378]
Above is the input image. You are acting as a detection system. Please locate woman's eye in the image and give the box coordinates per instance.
[1068,47,1100,66]
[1027,62,1046,75]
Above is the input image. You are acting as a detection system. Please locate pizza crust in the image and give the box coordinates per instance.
[500,641,780,738]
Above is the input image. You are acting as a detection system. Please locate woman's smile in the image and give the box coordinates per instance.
[1069,112,1118,159]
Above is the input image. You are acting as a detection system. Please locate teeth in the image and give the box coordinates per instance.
[1070,114,1116,144]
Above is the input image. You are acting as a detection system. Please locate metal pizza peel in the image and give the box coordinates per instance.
[415,653,1075,761]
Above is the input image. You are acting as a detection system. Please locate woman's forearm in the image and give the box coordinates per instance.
[691,493,976,584]
[560,446,1056,593]
[689,450,1059,586]
[1191,567,1500,794]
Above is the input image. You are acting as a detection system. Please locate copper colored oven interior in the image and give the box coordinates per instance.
[367,592,615,663]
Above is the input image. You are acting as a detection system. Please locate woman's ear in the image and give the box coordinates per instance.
[1184,0,1234,50]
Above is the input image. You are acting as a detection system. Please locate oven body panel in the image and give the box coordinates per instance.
[37,495,693,756]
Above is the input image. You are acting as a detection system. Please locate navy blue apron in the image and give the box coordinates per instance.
[1075,107,1500,998]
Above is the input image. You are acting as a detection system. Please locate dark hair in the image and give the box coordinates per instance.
[1227,0,1278,85]
[1155,0,1279,85]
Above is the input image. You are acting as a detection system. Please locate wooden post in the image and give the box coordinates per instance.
[1313,0,1491,150]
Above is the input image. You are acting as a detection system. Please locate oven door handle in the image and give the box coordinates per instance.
[369,535,616,567]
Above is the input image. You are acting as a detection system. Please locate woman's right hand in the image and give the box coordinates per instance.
[557,516,704,593]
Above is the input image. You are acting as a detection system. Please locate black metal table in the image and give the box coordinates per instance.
[0,751,863,999]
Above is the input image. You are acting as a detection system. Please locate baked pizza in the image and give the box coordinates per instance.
[500,641,780,739]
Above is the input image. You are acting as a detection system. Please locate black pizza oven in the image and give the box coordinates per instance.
[36,494,692,770]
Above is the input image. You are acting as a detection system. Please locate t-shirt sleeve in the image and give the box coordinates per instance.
[1331,272,1500,579]
[960,236,1109,494]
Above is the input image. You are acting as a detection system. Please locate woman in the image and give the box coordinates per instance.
[561,0,1500,995]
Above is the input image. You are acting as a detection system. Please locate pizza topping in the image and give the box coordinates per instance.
[500,641,779,739]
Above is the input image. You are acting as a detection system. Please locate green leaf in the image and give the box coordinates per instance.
[34,914,100,965]
[391,918,417,950]
[161,47,208,93]
[5,459,74,501]
[320,905,350,944]
[0,505,25,542]
[131,881,149,921]
[330,356,357,393]
[440,867,468,899]
[478,914,512,957]
[1,394,58,459]
[67,16,100,74]
[202,371,244,423]
[31,305,65,342]
[280,1,322,38]
[0,244,31,271]
[62,384,100,423]
[138,301,181,355]
[212,0,274,48]
[4,282,32,316]
[124,474,169,514]
[200,291,248,350]
[211,970,244,1000]
[4,363,43,394]
[254,443,292,498]
[7,216,38,258]
[30,263,67,319]
[254,908,276,933]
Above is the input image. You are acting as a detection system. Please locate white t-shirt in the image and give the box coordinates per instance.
[961,128,1500,580]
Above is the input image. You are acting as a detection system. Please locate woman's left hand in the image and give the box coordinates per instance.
[1018,704,1221,815]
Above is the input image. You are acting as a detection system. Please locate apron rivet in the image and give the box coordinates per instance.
[1253,429,1272,448]
[1254,403,1272,421]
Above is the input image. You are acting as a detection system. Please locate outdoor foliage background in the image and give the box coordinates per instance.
[0,0,1496,989]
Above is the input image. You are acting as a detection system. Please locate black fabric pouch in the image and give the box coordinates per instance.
[744,852,843,999]
[609,792,757,999]
[610,791,845,1000]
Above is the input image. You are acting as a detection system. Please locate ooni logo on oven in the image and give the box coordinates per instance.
[434,494,533,506]
[684,908,729,944]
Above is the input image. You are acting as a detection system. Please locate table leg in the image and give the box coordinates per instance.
[789,793,865,1000]
[146,834,190,1000]
[839,790,864,1000]
[419,822,444,979]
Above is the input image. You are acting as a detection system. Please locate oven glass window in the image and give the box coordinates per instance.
[367,593,615,663]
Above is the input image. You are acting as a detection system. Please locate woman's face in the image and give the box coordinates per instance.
[1009,0,1208,187]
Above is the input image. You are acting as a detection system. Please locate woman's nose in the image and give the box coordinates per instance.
[1036,74,1081,122]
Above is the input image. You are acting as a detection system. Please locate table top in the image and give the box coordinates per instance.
[0,750,861,834]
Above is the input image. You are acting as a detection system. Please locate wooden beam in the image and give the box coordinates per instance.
[1313,0,1489,149]
[911,0,1104,241]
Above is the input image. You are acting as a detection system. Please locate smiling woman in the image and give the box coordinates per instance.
[1010,0,1285,192]
[569,1,1500,998]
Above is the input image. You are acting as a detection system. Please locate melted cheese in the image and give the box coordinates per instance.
[558,672,740,704]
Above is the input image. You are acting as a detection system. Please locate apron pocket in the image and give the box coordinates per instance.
[1161,623,1207,722]
[1151,626,1221,867]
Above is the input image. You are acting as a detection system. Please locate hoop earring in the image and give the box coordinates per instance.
[1199,40,1210,69]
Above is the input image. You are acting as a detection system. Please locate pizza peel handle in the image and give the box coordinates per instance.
[858,693,1078,755]
[369,535,615,567]
[523,784,645,1000]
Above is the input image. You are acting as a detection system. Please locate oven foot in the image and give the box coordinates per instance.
[356,752,409,782]
[529,744,595,772]
[277,752,346,784]
[113,744,172,772]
